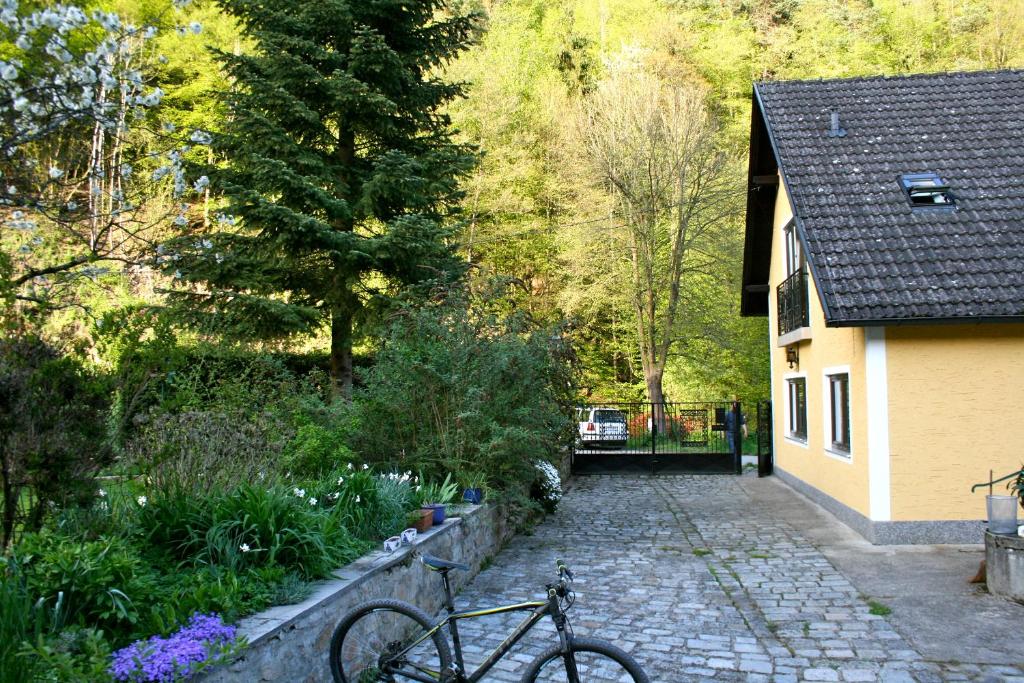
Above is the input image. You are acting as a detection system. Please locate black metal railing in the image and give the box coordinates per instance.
[777,268,809,336]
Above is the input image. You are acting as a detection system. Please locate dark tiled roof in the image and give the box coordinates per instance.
[756,69,1024,324]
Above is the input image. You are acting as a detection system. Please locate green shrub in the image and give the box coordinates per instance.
[13,532,158,637]
[351,288,575,494]
[282,422,357,477]
[137,483,368,580]
[125,409,291,495]
[0,336,111,547]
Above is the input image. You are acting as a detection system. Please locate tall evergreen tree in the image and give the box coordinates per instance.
[164,0,478,396]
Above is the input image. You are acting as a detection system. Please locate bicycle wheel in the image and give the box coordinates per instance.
[329,599,453,683]
[521,637,650,683]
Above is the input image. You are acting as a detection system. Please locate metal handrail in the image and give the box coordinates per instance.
[971,467,1024,493]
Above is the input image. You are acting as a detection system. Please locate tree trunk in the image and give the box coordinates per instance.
[646,368,666,433]
[330,126,357,400]
[330,305,354,400]
[1,440,15,550]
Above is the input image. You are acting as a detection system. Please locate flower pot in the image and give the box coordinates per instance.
[423,503,446,525]
[411,508,433,533]
[988,495,1018,535]
[463,488,483,504]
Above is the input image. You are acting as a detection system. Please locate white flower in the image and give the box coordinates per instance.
[66,201,77,211]
[355,495,361,503]
[308,497,317,506]
[190,129,212,145]
[48,166,63,179]
[97,488,107,497]
[173,214,187,226]
[0,63,15,81]
[137,495,147,507]
[239,543,250,553]
[362,463,369,470]
[328,492,339,501]
[293,487,305,498]
[337,476,345,485]
[346,463,354,470]
[189,21,202,34]
[98,501,109,511]
[12,97,27,111]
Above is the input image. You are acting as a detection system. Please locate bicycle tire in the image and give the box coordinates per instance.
[520,637,650,683]
[329,598,453,683]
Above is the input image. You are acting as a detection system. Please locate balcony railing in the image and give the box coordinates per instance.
[777,268,809,336]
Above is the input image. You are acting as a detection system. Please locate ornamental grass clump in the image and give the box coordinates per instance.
[109,613,238,682]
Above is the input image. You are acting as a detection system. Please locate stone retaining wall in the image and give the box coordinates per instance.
[200,503,512,682]
[985,531,1024,603]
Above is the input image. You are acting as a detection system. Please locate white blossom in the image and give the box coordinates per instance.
[173,214,187,226]
[308,497,317,506]
[239,543,250,553]
[48,166,63,179]
[97,488,107,497]
[137,495,148,507]
[293,487,306,498]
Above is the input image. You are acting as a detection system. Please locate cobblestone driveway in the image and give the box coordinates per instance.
[448,475,1024,682]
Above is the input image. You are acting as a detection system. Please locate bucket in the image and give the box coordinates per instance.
[987,495,1019,534]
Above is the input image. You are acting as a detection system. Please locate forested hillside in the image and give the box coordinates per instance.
[447,0,1024,401]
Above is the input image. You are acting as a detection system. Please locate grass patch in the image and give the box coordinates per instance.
[766,621,779,633]
[692,548,711,557]
[867,600,892,616]
[749,553,771,559]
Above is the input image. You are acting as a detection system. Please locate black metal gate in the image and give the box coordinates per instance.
[571,401,759,475]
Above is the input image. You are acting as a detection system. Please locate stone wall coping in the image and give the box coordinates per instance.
[235,507,478,650]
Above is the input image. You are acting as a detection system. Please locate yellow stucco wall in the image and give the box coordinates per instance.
[886,324,1024,521]
[768,181,871,518]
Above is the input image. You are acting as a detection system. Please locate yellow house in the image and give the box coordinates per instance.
[740,70,1024,544]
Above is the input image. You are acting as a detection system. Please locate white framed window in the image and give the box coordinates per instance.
[822,367,851,458]
[785,374,807,443]
[784,222,804,277]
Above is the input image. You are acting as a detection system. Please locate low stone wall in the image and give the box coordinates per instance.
[986,531,1024,603]
[200,503,512,682]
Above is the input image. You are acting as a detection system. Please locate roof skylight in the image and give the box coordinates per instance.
[899,173,956,209]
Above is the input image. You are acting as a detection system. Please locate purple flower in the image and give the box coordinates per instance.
[109,613,237,682]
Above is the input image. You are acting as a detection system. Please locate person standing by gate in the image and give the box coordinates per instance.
[724,398,748,454]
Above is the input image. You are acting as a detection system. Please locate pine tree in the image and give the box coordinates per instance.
[165,0,478,396]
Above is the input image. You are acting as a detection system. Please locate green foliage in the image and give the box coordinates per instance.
[352,285,576,492]
[282,420,357,478]
[0,335,111,548]
[163,0,481,393]
[137,482,367,580]
[415,473,460,507]
[13,533,158,636]
[126,409,291,494]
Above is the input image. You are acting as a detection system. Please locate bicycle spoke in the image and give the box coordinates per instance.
[531,649,639,682]
[335,607,446,683]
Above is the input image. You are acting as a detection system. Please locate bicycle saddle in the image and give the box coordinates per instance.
[421,554,469,572]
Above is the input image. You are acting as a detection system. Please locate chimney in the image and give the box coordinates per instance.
[828,110,847,138]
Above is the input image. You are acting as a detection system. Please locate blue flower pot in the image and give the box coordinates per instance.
[463,488,483,504]
[424,504,446,525]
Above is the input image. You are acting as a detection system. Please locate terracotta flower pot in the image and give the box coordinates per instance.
[411,508,433,533]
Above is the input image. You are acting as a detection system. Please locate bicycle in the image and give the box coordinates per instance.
[329,554,650,682]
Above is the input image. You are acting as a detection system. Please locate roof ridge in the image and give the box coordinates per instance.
[756,67,1024,90]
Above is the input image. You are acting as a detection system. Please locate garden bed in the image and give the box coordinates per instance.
[199,503,511,682]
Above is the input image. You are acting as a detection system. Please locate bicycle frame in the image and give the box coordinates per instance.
[389,571,570,683]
